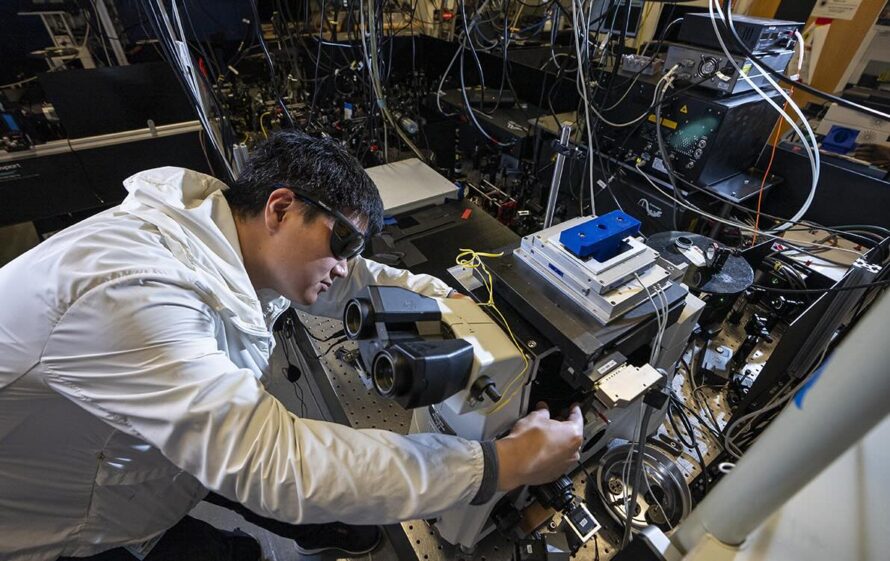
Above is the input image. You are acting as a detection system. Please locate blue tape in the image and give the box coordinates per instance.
[793,361,828,409]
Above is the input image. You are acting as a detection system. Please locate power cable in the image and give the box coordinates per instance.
[721,0,889,123]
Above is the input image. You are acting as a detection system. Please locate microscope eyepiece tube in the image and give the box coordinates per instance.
[344,298,374,339]
[372,349,410,397]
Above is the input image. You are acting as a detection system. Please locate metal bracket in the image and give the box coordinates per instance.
[595,363,664,408]
[852,258,883,274]
[550,140,584,159]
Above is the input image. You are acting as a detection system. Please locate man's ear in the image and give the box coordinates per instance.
[264,188,297,233]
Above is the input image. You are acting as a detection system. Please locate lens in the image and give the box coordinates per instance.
[332,220,353,238]
[331,220,364,260]
[372,352,397,396]
[341,237,365,260]
[344,300,362,338]
[344,299,371,339]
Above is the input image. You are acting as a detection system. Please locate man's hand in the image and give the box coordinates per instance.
[494,402,584,492]
[853,143,890,170]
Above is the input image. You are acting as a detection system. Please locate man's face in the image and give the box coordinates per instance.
[262,191,365,305]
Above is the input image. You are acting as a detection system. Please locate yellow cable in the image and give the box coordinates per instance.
[454,249,530,415]
[260,111,271,138]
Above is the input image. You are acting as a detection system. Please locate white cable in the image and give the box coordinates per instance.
[435,0,513,148]
[575,0,628,214]
[601,69,644,111]
[619,271,671,535]
[362,0,424,161]
[436,50,462,116]
[620,401,646,528]
[632,1,820,242]
[80,20,92,49]
[589,67,677,128]
[594,0,621,68]
[358,3,373,80]
[545,51,576,72]
[434,2,498,116]
[647,288,663,364]
[653,285,668,364]
[152,0,234,179]
[633,164,864,256]
[710,1,817,173]
[635,272,667,365]
[652,286,671,367]
[643,468,675,530]
[571,0,597,215]
[708,0,820,232]
[710,0,817,158]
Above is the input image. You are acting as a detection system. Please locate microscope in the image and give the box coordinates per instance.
[344,211,704,552]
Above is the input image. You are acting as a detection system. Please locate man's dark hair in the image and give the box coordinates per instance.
[225,130,384,234]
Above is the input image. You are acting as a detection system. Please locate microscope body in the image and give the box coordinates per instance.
[344,215,704,551]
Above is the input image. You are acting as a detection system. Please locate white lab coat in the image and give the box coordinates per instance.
[0,167,487,561]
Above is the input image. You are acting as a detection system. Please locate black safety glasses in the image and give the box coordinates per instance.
[293,192,366,261]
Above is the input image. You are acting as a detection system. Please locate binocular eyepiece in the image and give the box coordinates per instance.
[343,290,475,409]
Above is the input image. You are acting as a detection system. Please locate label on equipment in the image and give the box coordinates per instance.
[647,114,678,129]
[0,162,37,184]
[651,158,668,174]
[597,359,618,375]
[565,503,601,543]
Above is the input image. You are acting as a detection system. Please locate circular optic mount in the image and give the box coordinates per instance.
[675,236,693,250]
[372,352,397,396]
[372,350,411,398]
[647,231,754,294]
[343,298,373,340]
[592,443,692,533]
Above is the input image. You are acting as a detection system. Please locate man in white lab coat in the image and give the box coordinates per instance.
[0,131,584,561]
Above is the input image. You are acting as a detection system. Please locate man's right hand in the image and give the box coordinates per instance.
[853,143,890,170]
[494,402,585,492]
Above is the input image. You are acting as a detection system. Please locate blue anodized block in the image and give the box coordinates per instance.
[558,210,641,262]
